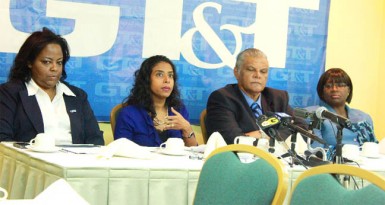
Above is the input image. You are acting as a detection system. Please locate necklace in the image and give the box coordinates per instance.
[153,106,168,126]
[153,116,167,126]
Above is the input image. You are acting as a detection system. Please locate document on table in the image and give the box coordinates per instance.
[57,145,102,154]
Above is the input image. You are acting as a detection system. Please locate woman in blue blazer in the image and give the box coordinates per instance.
[114,55,197,147]
[308,68,376,147]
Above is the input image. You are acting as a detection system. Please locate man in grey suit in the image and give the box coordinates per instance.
[206,48,307,144]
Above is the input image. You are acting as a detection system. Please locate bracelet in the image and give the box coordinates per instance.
[186,131,195,139]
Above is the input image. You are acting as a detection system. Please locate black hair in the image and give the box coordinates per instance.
[8,27,70,82]
[317,68,353,103]
[124,55,182,118]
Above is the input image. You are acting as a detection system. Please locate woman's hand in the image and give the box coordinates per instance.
[164,107,190,133]
[164,107,197,146]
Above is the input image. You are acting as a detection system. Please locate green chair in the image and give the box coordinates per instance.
[193,144,288,205]
[289,164,385,205]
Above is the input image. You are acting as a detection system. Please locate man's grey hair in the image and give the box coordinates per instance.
[235,48,268,73]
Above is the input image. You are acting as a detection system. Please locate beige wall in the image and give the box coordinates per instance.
[381,1,385,141]
[325,0,385,141]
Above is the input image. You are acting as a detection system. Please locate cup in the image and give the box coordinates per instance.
[29,133,56,150]
[342,144,360,160]
[361,142,380,158]
[160,138,184,154]
[234,136,257,146]
[0,187,8,201]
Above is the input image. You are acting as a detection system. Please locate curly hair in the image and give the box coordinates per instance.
[8,27,70,82]
[124,55,182,119]
[317,68,353,103]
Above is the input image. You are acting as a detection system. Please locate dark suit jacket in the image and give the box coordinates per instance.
[206,84,307,144]
[0,80,104,145]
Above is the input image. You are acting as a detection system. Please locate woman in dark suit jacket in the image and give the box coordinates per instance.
[0,28,104,145]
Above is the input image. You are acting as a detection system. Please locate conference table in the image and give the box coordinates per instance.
[0,142,384,205]
[0,142,203,205]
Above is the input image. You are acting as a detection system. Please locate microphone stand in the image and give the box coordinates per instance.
[334,124,351,188]
[280,119,330,167]
[268,137,275,154]
[286,130,299,167]
[335,125,343,164]
[306,117,327,161]
[268,129,307,169]
[290,131,297,157]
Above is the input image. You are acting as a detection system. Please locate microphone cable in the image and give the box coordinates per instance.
[329,149,362,189]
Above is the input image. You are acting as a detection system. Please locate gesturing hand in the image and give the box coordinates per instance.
[164,107,190,132]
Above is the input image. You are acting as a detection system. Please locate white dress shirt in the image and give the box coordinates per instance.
[26,79,76,145]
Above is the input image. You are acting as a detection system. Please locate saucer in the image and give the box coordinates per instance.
[26,145,60,153]
[360,152,381,159]
[159,149,188,156]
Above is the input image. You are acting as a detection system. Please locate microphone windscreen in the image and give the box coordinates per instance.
[315,106,327,119]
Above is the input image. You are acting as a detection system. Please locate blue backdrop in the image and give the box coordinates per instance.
[0,0,330,124]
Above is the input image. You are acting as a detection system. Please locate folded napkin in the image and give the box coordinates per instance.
[34,179,89,205]
[203,132,227,159]
[284,133,308,155]
[97,138,152,159]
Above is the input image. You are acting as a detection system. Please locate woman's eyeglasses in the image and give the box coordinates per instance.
[324,82,347,89]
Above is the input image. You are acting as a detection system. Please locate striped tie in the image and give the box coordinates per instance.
[250,102,262,118]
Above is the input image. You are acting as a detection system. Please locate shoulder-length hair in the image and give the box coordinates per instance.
[124,55,182,119]
[317,68,353,103]
[8,27,70,82]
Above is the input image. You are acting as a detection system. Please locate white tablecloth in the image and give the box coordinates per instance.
[1,142,385,205]
[0,142,203,205]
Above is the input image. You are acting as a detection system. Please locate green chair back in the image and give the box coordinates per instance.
[290,164,385,205]
[194,144,288,205]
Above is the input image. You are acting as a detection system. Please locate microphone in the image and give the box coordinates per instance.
[258,114,309,168]
[256,115,281,153]
[266,112,328,145]
[256,115,281,137]
[315,107,351,128]
[294,108,314,119]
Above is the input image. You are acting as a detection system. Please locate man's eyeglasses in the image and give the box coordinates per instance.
[324,82,348,89]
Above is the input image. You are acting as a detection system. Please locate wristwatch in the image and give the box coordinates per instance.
[187,131,195,138]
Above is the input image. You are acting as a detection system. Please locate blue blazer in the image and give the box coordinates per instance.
[0,80,104,145]
[114,104,189,147]
[306,101,376,147]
